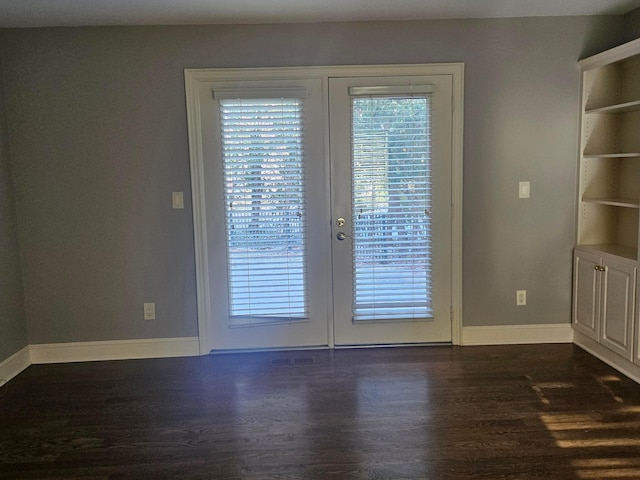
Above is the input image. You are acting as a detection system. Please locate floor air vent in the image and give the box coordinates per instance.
[271,358,291,365]
[270,357,314,366]
[294,357,314,365]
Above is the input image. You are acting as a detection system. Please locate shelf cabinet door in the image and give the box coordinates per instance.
[600,258,636,361]
[573,251,602,340]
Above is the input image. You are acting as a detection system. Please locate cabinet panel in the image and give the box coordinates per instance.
[620,55,640,106]
[635,280,640,367]
[583,111,640,156]
[583,54,640,110]
[600,259,636,361]
[573,251,601,340]
[577,203,639,257]
[582,157,640,201]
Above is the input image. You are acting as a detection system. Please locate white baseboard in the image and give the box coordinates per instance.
[0,346,31,382]
[0,326,577,381]
[573,331,640,384]
[29,337,201,364]
[462,324,574,346]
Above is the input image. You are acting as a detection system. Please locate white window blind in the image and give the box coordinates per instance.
[219,97,308,326]
[351,95,432,322]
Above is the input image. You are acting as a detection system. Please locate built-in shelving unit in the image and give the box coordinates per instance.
[574,38,640,384]
[577,39,640,261]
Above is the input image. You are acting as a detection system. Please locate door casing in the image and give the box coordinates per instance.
[184,64,464,354]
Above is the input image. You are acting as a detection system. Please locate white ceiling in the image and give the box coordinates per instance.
[0,0,639,28]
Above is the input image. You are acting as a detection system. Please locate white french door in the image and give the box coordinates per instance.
[330,76,453,345]
[185,67,460,352]
[196,78,332,350]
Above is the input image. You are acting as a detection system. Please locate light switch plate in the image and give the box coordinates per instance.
[172,191,184,209]
[143,302,156,320]
[518,181,530,199]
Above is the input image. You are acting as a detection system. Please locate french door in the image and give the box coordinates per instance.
[330,76,453,345]
[185,67,459,352]
[195,78,332,350]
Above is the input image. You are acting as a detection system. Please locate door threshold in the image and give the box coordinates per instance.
[208,345,329,355]
[334,342,452,349]
[209,342,451,354]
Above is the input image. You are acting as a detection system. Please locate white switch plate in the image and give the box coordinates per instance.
[516,290,526,306]
[518,181,530,199]
[143,302,156,320]
[172,191,184,209]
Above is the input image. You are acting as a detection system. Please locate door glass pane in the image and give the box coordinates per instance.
[219,98,308,326]
[351,96,432,321]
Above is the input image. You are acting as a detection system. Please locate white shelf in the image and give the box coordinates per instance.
[576,244,638,261]
[582,197,640,208]
[586,100,640,114]
[579,37,640,69]
[583,153,640,158]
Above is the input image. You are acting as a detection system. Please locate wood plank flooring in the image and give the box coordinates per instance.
[1,344,640,479]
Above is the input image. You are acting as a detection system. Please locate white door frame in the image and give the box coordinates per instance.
[184,64,464,354]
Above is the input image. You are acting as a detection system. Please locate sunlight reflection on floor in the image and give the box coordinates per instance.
[530,374,640,479]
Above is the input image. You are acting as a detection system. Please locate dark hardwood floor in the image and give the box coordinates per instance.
[1,344,640,479]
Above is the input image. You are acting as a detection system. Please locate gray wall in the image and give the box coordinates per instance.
[0,16,626,344]
[625,7,640,40]
[0,58,28,361]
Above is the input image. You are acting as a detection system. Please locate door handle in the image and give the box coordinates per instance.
[336,232,348,241]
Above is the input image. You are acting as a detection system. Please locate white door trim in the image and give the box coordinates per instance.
[184,64,464,354]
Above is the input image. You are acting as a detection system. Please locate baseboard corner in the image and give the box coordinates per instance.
[0,345,32,382]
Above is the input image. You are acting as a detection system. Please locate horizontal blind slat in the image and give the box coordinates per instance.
[220,98,309,325]
[351,95,433,322]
